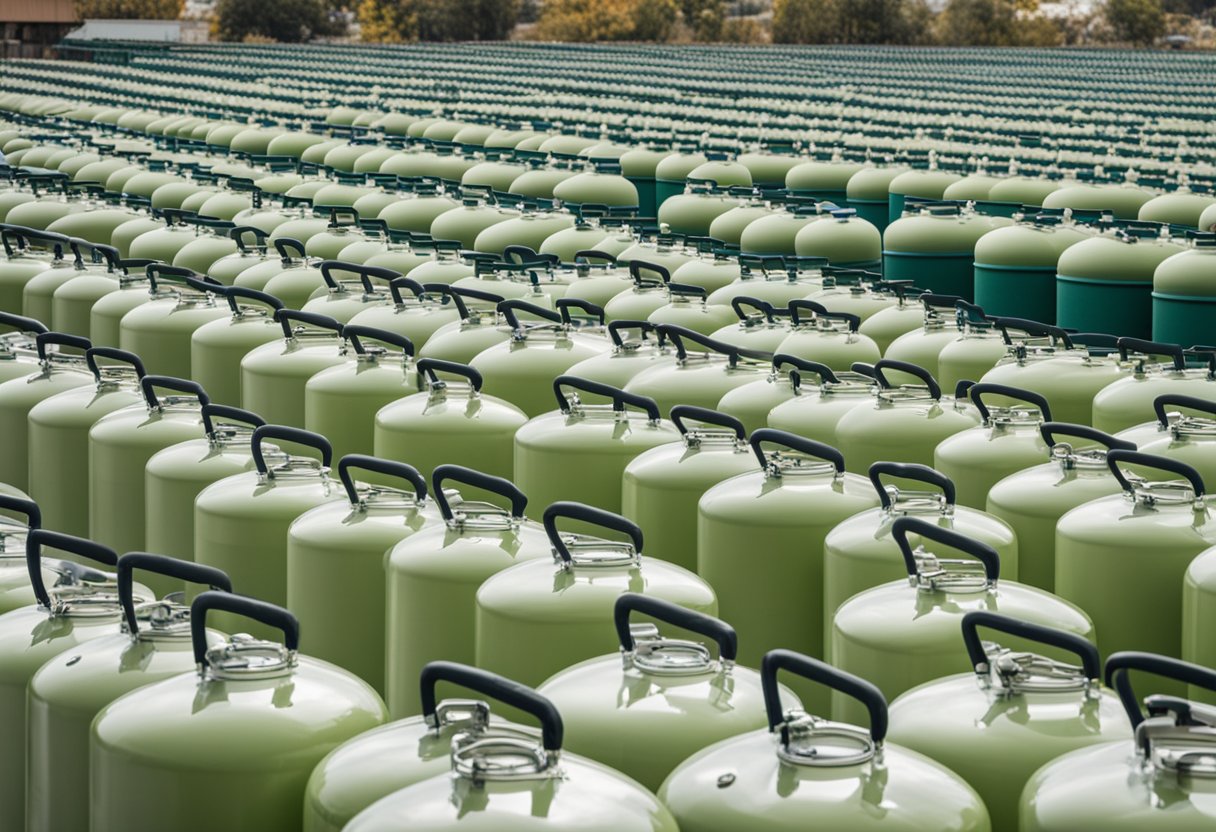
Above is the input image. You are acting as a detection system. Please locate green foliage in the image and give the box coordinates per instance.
[215,0,341,42]
[74,0,183,18]
[937,0,1062,45]
[1106,0,1167,43]
[772,0,931,43]
[535,0,679,41]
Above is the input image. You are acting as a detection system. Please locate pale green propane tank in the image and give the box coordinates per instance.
[794,207,883,269]
[118,265,228,379]
[973,212,1092,322]
[697,430,880,712]
[89,592,386,832]
[25,553,232,832]
[1153,233,1216,347]
[624,324,772,416]
[887,612,1131,832]
[883,203,1012,302]
[787,159,865,205]
[288,456,440,695]
[659,650,991,832]
[1093,339,1216,434]
[538,594,796,793]
[0,530,152,832]
[304,325,418,461]
[1117,394,1216,486]
[475,502,716,689]
[831,517,1093,724]
[27,346,145,537]
[241,309,347,428]
[934,382,1052,509]
[1019,652,1216,832]
[622,406,759,573]
[144,404,265,568]
[848,167,911,232]
[824,462,1018,653]
[194,426,343,640]
[1042,182,1154,221]
[887,168,962,223]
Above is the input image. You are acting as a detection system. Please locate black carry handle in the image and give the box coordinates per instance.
[191,591,299,667]
[0,494,40,529]
[873,359,942,399]
[85,347,145,382]
[607,319,662,348]
[762,649,887,743]
[68,238,121,271]
[344,324,414,357]
[961,610,1100,680]
[543,501,644,564]
[388,276,426,306]
[555,296,605,326]
[658,323,771,364]
[1106,449,1205,498]
[431,464,527,522]
[117,553,233,636]
[615,592,738,663]
[145,263,198,295]
[338,454,427,506]
[670,405,746,440]
[731,296,777,322]
[891,516,1000,582]
[1104,651,1216,729]
[26,529,118,609]
[140,374,209,411]
[628,259,671,286]
[251,424,333,474]
[573,249,617,264]
[224,285,284,315]
[749,428,845,474]
[1117,337,1185,371]
[419,661,563,752]
[229,225,269,252]
[994,317,1073,348]
[416,357,483,392]
[35,331,91,362]
[921,292,965,311]
[868,461,956,510]
[789,357,844,391]
[553,375,661,421]
[320,260,401,294]
[1153,394,1216,429]
[0,311,48,335]
[1039,422,1135,453]
[969,382,1053,423]
[436,284,506,321]
[273,237,307,263]
[786,298,828,325]
[499,298,562,330]
[274,308,344,340]
[200,403,264,438]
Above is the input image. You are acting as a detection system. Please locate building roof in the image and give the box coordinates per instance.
[66,18,207,41]
[0,0,77,23]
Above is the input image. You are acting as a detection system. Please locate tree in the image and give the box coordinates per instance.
[74,0,183,18]
[215,0,340,41]
[633,0,679,39]
[937,0,1019,44]
[358,0,519,41]
[771,0,838,42]
[534,0,676,41]
[772,0,932,44]
[1106,0,1166,43]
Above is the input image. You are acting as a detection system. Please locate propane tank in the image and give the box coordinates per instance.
[707,253,826,307]
[189,285,282,406]
[882,293,965,382]
[476,502,716,689]
[0,225,66,312]
[144,404,265,566]
[857,282,928,354]
[26,553,231,832]
[936,301,1009,391]
[23,237,118,329]
[88,260,155,348]
[194,426,342,639]
[346,276,460,349]
[344,660,678,832]
[89,592,387,832]
[471,298,611,417]
[765,360,877,447]
[1093,339,1216,434]
[973,212,1092,322]
[622,407,758,573]
[514,376,680,518]
[118,265,228,379]
[565,319,677,391]
[27,346,145,536]
[240,309,347,428]
[0,494,55,614]
[288,456,439,694]
[0,530,151,832]
[659,650,991,831]
[301,260,396,324]
[981,324,1127,426]
[835,359,981,474]
[0,311,47,383]
[304,662,543,832]
[775,300,881,370]
[831,518,1093,724]
[698,430,879,711]
[625,324,771,414]
[887,612,1131,832]
[1019,652,1216,831]
[384,466,552,716]
[716,353,816,435]
[50,242,133,338]
[986,422,1133,591]
[934,382,1053,509]
[824,462,1018,654]
[539,594,795,791]
[1154,232,1216,347]
[0,331,94,491]
[415,285,513,364]
[1056,451,1216,690]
